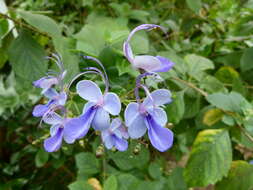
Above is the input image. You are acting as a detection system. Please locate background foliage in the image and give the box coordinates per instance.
[1,0,253,189]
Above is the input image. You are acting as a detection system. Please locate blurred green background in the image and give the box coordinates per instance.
[1,0,253,189]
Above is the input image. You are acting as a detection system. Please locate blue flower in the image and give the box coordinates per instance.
[63,80,121,143]
[32,88,67,117]
[102,118,129,151]
[124,89,173,152]
[123,24,175,72]
[42,112,69,152]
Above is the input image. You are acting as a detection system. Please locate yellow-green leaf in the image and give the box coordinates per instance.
[203,108,224,126]
[184,129,232,187]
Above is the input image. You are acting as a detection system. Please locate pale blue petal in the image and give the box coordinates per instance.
[76,80,103,102]
[124,102,139,126]
[143,89,172,108]
[128,114,147,139]
[43,88,58,99]
[147,107,167,126]
[103,92,121,115]
[50,124,61,136]
[123,42,134,63]
[92,107,110,131]
[58,92,67,105]
[32,104,49,117]
[103,135,114,150]
[43,112,63,125]
[133,55,161,72]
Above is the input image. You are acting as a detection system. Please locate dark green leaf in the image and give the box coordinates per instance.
[148,162,163,180]
[35,149,49,168]
[240,47,253,72]
[75,152,100,177]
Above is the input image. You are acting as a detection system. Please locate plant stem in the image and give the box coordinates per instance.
[237,125,253,143]
[171,77,208,97]
[0,12,49,37]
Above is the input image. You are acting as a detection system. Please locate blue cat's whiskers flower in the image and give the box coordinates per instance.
[63,56,121,144]
[123,24,175,73]
[101,118,129,151]
[124,72,174,152]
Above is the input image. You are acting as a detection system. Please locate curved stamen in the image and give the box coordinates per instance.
[52,53,64,70]
[126,24,166,43]
[66,70,101,92]
[83,67,109,93]
[45,56,64,73]
[134,72,157,104]
[82,55,109,83]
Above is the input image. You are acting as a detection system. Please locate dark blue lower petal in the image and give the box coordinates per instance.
[113,135,128,152]
[145,114,173,152]
[44,127,63,152]
[63,106,96,144]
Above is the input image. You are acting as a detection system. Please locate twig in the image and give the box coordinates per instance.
[224,83,253,89]
[237,125,253,143]
[171,77,208,97]
[0,12,50,37]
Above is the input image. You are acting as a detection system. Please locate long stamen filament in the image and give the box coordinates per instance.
[83,55,109,84]
[83,67,109,93]
[66,70,100,92]
[135,72,157,104]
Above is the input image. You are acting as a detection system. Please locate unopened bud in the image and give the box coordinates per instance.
[133,143,142,155]
[96,144,104,158]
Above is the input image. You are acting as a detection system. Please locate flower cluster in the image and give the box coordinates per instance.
[33,24,175,153]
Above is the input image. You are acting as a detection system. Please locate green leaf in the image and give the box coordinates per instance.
[18,10,61,37]
[184,129,232,187]
[206,91,249,113]
[186,0,202,13]
[167,167,187,190]
[117,174,140,190]
[109,142,150,171]
[8,30,47,82]
[216,161,253,190]
[240,47,253,72]
[75,152,100,177]
[136,181,165,190]
[68,180,93,190]
[166,91,185,124]
[0,18,9,39]
[183,94,201,119]
[116,59,139,77]
[52,36,79,83]
[104,175,118,190]
[185,54,214,81]
[35,149,49,168]
[203,108,224,126]
[148,162,163,180]
[74,16,129,57]
[200,75,226,93]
